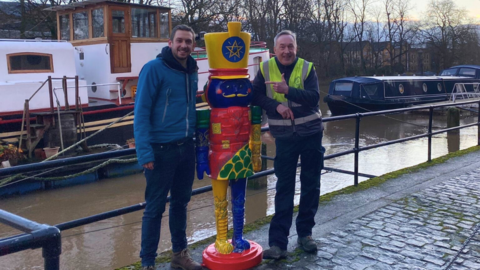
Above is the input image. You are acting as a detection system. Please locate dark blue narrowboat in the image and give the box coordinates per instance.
[324,65,480,115]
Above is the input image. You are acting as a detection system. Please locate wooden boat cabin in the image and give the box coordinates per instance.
[46,0,172,101]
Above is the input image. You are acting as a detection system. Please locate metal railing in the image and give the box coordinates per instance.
[0,209,61,269]
[322,99,480,185]
[450,83,480,102]
[19,76,80,158]
[1,100,479,269]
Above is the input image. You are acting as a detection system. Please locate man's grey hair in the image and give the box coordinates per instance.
[274,30,297,47]
[170,24,196,41]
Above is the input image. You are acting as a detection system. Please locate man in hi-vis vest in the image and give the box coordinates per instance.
[252,30,325,260]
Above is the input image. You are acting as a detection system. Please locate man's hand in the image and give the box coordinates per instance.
[276,104,294,120]
[143,162,154,170]
[265,73,289,94]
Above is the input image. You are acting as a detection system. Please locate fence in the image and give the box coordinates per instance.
[1,100,479,269]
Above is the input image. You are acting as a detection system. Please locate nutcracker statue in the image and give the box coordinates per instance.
[196,22,263,270]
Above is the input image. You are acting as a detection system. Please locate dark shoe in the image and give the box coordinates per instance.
[262,246,287,260]
[171,249,202,270]
[142,266,155,270]
[297,236,318,253]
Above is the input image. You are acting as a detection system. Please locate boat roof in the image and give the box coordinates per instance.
[445,65,480,70]
[333,75,474,83]
[0,39,73,50]
[45,0,171,11]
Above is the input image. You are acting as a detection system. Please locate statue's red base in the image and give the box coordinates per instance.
[202,241,263,270]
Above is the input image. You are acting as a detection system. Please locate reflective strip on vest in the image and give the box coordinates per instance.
[268,112,322,126]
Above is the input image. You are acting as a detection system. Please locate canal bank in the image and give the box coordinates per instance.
[119,146,480,270]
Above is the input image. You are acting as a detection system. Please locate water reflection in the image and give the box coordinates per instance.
[0,109,478,270]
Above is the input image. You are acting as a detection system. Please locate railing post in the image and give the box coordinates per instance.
[354,114,361,186]
[428,106,433,161]
[63,76,70,111]
[41,227,62,270]
[478,101,480,146]
[75,76,79,111]
[25,99,31,158]
[48,76,54,113]
[117,82,122,105]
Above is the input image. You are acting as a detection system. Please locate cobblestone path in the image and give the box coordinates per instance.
[257,169,480,270]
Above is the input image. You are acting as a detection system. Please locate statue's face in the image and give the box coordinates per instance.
[207,78,252,108]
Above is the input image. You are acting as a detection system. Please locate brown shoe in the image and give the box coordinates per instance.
[171,249,202,270]
[297,236,318,253]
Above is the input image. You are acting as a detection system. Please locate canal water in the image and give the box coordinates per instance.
[1,95,478,270]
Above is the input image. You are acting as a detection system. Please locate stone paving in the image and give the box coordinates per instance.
[256,169,480,270]
[149,151,480,270]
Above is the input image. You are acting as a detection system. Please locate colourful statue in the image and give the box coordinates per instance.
[196,22,263,269]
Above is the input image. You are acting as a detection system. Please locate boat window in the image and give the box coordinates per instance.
[437,83,443,92]
[363,85,377,95]
[92,8,104,38]
[440,68,457,76]
[458,68,476,77]
[334,82,353,92]
[423,83,428,93]
[7,53,53,73]
[132,8,157,38]
[112,10,126,34]
[73,12,89,40]
[399,84,404,94]
[59,14,70,41]
[160,11,169,39]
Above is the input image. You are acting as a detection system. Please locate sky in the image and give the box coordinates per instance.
[411,0,480,22]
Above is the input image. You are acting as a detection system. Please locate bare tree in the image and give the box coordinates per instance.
[243,0,284,46]
[349,0,371,74]
[422,0,472,71]
[365,6,387,74]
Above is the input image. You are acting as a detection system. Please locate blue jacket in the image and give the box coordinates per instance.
[134,46,198,166]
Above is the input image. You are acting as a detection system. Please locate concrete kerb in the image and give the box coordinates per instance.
[118,147,480,270]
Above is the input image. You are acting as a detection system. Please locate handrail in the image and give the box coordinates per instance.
[0,209,48,233]
[28,79,49,101]
[449,82,480,102]
[18,76,81,157]
[0,148,135,177]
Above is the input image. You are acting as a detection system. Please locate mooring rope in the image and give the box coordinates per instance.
[0,157,137,187]
[44,110,134,161]
[1,109,135,187]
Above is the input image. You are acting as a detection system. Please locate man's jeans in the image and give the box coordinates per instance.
[269,132,324,250]
[140,138,195,267]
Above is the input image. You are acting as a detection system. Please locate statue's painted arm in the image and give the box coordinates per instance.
[250,106,262,172]
[196,109,211,179]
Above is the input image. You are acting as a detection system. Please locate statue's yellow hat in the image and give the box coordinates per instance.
[204,22,251,79]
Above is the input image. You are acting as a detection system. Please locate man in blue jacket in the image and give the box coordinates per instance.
[134,25,201,270]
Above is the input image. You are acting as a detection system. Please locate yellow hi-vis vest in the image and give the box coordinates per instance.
[260,58,321,127]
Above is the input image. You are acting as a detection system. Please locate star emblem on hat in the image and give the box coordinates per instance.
[226,41,243,59]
